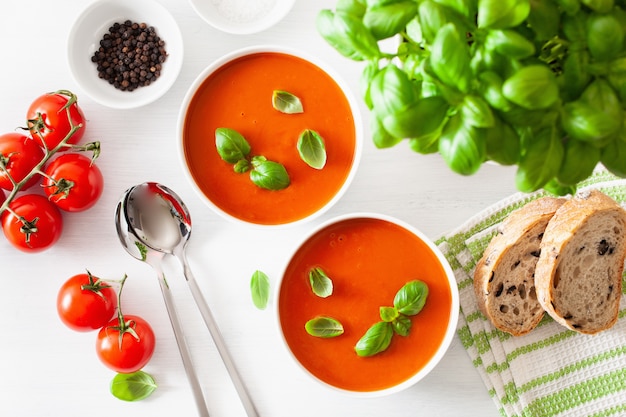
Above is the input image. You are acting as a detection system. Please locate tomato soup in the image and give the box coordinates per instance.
[278,216,454,393]
[182,51,358,225]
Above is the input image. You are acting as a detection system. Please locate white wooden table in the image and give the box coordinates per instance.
[0,1,517,416]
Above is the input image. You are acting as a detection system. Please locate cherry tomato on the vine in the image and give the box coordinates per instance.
[43,153,104,212]
[1,194,63,252]
[26,90,86,151]
[96,315,156,373]
[57,272,118,332]
[0,132,44,191]
[0,189,5,207]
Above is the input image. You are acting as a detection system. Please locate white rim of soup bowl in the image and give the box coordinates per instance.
[188,0,296,35]
[67,0,183,109]
[177,45,363,229]
[273,212,460,397]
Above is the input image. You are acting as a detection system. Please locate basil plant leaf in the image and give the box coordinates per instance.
[370,63,419,120]
[272,90,304,114]
[363,1,417,40]
[392,314,412,336]
[354,321,394,357]
[371,115,403,149]
[309,267,333,298]
[515,127,564,192]
[250,270,270,310]
[298,130,327,169]
[381,96,449,140]
[557,139,600,186]
[484,29,536,60]
[430,23,471,93]
[438,114,487,176]
[587,13,623,62]
[502,65,559,110]
[336,0,367,17]
[601,134,626,177]
[250,157,290,190]
[215,128,251,164]
[393,280,429,316]
[110,371,157,402]
[305,316,344,338]
[477,0,530,29]
[316,10,380,61]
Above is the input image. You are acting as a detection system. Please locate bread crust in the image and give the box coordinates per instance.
[474,197,566,336]
[535,190,626,335]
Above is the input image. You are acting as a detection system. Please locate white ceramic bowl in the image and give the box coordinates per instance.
[275,213,460,396]
[177,45,363,227]
[67,0,183,109]
[189,0,295,35]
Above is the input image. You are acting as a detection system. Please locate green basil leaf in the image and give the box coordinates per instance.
[309,267,333,298]
[297,130,327,169]
[305,316,344,338]
[110,371,157,402]
[557,139,600,186]
[215,128,251,164]
[381,96,449,140]
[370,64,419,119]
[409,131,441,154]
[580,0,613,13]
[601,134,626,177]
[234,159,251,173]
[354,321,394,357]
[515,127,564,192]
[477,0,530,29]
[543,179,576,197]
[527,0,560,40]
[417,1,450,43]
[478,71,514,112]
[393,280,429,316]
[380,306,399,322]
[554,0,580,15]
[608,57,626,103]
[438,114,487,175]
[363,1,417,40]
[461,95,495,128]
[250,270,270,310]
[587,13,624,62]
[433,0,477,19]
[272,90,304,114]
[485,116,520,165]
[430,23,471,93]
[316,10,381,61]
[250,157,290,190]
[392,314,412,336]
[336,0,367,17]
[560,50,591,102]
[502,65,559,110]
[371,115,403,148]
[485,29,536,59]
[561,101,620,146]
[360,61,380,110]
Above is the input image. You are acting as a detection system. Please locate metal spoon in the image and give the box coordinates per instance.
[115,182,258,417]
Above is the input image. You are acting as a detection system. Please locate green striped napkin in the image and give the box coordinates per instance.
[436,169,626,417]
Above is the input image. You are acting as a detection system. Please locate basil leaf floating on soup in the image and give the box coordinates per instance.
[354,321,394,357]
[309,266,333,298]
[393,280,429,316]
[272,90,304,114]
[298,129,327,170]
[250,156,290,190]
[215,127,251,164]
[379,306,399,322]
[392,314,412,337]
[305,316,344,338]
[250,270,271,310]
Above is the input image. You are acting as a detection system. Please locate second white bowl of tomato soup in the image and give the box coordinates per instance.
[275,213,460,396]
[177,45,362,227]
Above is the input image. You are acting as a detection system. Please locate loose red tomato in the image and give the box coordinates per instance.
[26,90,86,151]
[1,194,63,252]
[96,314,156,373]
[57,272,118,332]
[42,153,104,212]
[0,132,44,191]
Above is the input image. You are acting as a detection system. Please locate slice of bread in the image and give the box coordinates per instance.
[474,197,566,336]
[535,190,626,334]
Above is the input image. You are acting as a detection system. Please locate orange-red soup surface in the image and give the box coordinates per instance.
[279,217,453,392]
[182,52,357,225]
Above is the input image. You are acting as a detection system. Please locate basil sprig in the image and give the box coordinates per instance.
[215,128,290,191]
[355,280,429,357]
[110,370,157,402]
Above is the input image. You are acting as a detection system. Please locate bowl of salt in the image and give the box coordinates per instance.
[189,0,296,35]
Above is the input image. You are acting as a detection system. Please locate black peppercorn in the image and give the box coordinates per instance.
[91,20,168,92]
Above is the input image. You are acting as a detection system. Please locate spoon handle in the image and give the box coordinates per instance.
[154,263,211,417]
[180,253,259,417]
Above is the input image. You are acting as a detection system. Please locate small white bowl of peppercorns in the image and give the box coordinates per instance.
[67,0,183,109]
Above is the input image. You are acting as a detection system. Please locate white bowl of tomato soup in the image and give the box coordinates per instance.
[177,45,362,227]
[276,213,460,396]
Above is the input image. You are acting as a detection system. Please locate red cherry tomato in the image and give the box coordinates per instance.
[0,189,5,206]
[42,153,104,212]
[57,272,118,332]
[96,315,156,373]
[0,132,44,191]
[26,91,86,151]
[1,194,63,252]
